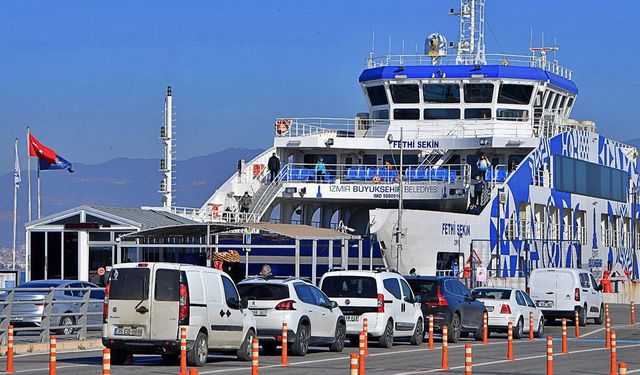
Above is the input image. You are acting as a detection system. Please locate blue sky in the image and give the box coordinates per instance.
[1,0,638,173]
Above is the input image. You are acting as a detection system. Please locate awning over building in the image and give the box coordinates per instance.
[121,222,358,241]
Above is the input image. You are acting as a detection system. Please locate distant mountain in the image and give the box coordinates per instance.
[0,148,263,249]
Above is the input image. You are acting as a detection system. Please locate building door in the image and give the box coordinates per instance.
[89,246,113,286]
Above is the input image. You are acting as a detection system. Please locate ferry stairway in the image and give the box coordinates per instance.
[249,164,288,221]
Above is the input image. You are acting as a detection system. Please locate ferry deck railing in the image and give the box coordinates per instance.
[366,53,573,80]
[281,162,471,186]
[0,286,105,345]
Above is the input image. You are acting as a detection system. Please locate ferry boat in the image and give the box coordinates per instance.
[171,0,639,285]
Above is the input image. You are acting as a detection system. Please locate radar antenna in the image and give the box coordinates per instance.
[450,0,486,65]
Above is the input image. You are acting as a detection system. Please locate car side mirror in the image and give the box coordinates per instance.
[241,297,249,309]
[228,297,240,309]
[596,284,603,292]
[329,301,338,309]
[413,295,422,303]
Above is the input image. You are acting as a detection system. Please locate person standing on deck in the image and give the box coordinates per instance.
[267,152,280,183]
[315,157,327,182]
[476,154,491,181]
[239,191,252,214]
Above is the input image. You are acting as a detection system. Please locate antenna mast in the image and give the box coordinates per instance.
[452,0,486,65]
[160,86,174,208]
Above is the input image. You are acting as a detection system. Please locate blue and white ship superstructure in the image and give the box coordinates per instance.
[172,0,639,284]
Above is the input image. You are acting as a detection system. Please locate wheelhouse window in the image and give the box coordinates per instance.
[424,108,460,120]
[496,108,529,121]
[464,83,494,103]
[372,109,389,120]
[464,108,491,120]
[498,84,534,105]
[393,108,420,120]
[423,83,460,103]
[366,85,388,106]
[390,84,420,103]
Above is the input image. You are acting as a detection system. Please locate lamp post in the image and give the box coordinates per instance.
[395,128,405,271]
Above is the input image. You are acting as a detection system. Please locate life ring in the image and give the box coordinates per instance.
[372,175,381,184]
[275,119,292,135]
[210,204,219,219]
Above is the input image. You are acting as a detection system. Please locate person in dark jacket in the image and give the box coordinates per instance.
[267,153,280,182]
[474,175,484,205]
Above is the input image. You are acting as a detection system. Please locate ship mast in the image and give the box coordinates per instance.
[452,0,486,65]
[160,86,174,208]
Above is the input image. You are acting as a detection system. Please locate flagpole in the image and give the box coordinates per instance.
[27,127,32,222]
[13,138,19,271]
[37,160,41,219]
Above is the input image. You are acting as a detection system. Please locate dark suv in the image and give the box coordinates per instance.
[405,276,486,343]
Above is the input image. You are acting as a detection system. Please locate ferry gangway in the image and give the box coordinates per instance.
[0,286,105,345]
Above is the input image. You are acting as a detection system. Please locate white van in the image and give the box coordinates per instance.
[102,262,256,367]
[528,268,604,326]
[319,270,423,348]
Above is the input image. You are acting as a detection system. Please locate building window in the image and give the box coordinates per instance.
[464,83,494,103]
[366,85,388,106]
[393,108,420,120]
[496,108,529,121]
[390,84,420,103]
[423,84,460,103]
[424,108,460,120]
[498,84,534,105]
[464,108,491,120]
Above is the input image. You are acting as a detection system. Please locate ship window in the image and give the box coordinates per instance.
[566,97,574,111]
[463,83,494,103]
[544,92,554,109]
[464,108,491,120]
[496,108,529,121]
[390,84,420,103]
[423,84,460,103]
[424,108,460,120]
[372,109,389,120]
[393,108,420,120]
[366,85,388,106]
[498,84,534,105]
[552,94,561,110]
[363,154,377,164]
[554,155,628,202]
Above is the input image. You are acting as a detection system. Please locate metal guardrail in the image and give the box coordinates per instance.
[0,287,105,344]
[365,53,573,80]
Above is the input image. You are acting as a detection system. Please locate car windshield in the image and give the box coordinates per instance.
[407,279,438,298]
[321,276,377,298]
[473,288,512,300]
[237,284,290,300]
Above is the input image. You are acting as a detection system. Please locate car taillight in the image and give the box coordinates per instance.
[103,283,110,323]
[179,282,189,324]
[427,285,449,307]
[500,304,511,314]
[377,293,385,313]
[275,300,296,310]
[574,288,580,302]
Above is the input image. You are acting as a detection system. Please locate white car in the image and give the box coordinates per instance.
[471,287,544,339]
[237,277,346,356]
[319,270,423,348]
[103,263,256,367]
[528,268,604,326]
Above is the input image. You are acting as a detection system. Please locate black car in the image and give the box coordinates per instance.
[405,276,486,343]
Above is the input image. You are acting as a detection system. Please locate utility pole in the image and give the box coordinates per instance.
[395,127,404,271]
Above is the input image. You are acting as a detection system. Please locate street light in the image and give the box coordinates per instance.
[388,127,405,271]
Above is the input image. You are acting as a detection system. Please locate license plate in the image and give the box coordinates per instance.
[345,315,359,322]
[486,306,494,312]
[114,327,143,336]
[536,301,553,308]
[251,309,268,317]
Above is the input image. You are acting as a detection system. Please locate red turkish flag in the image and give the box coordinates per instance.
[28,133,58,164]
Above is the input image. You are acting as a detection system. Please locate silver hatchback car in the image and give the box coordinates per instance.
[2,279,104,335]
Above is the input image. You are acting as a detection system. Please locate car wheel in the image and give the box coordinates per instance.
[58,316,75,336]
[448,313,461,343]
[161,353,179,365]
[534,318,545,338]
[329,322,346,352]
[474,314,485,341]
[378,319,394,348]
[291,323,310,356]
[187,331,208,367]
[410,318,424,345]
[594,304,604,325]
[578,305,587,327]
[236,329,255,361]
[513,317,524,339]
[110,349,128,365]
[261,341,278,356]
